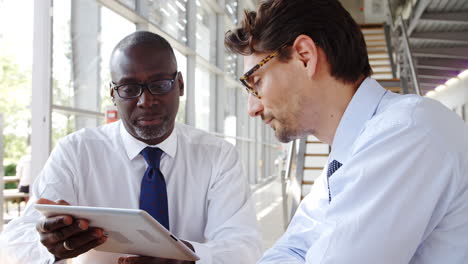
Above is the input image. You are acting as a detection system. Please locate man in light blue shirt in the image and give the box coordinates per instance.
[225,0,468,263]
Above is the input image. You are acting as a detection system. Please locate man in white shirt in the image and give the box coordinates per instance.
[0,31,262,264]
[225,0,468,263]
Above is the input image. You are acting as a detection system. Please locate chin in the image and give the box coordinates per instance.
[134,121,171,141]
[274,126,308,143]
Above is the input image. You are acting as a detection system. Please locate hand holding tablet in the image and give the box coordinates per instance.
[34,201,199,262]
[34,199,108,262]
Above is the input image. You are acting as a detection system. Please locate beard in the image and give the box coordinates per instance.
[274,121,307,143]
[132,118,172,141]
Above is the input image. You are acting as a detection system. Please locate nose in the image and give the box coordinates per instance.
[137,88,157,108]
[247,94,264,117]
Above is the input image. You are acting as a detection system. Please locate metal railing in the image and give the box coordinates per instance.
[386,0,423,95]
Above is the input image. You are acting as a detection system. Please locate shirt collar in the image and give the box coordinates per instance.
[329,78,387,164]
[120,121,178,160]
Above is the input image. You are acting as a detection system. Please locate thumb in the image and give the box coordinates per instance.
[36,198,70,205]
[36,198,56,205]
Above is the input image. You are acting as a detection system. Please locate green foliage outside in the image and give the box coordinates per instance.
[4,163,17,189]
[0,56,31,166]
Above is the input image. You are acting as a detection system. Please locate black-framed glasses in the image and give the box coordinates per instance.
[239,46,286,99]
[111,71,179,99]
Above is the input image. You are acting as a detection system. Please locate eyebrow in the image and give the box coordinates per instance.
[117,73,174,84]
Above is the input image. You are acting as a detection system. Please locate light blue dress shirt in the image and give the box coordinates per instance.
[259,78,468,263]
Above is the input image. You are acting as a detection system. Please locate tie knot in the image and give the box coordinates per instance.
[141,147,163,169]
[327,160,342,178]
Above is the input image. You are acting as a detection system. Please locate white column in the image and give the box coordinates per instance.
[31,0,52,183]
[215,0,226,133]
[185,0,197,126]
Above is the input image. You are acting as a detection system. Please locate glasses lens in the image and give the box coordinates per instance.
[148,80,173,95]
[118,84,141,98]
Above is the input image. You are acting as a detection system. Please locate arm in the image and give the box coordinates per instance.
[188,143,263,264]
[35,199,107,262]
[0,138,91,263]
[261,123,459,263]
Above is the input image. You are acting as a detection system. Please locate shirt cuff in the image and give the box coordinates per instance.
[188,240,212,264]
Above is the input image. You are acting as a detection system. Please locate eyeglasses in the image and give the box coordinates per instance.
[111,71,178,99]
[239,46,285,99]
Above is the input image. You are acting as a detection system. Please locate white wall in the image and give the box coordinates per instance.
[428,72,468,119]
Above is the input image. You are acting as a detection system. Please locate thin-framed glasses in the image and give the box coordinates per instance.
[111,71,179,99]
[239,46,286,99]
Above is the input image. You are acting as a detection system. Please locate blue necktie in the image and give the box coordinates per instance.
[140,147,170,230]
[327,160,342,203]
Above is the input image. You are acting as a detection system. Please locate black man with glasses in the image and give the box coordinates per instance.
[0,31,262,264]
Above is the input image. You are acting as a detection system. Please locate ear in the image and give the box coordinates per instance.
[177,72,185,97]
[110,85,116,104]
[291,34,319,77]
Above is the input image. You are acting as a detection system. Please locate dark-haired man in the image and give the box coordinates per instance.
[0,31,262,264]
[225,0,468,263]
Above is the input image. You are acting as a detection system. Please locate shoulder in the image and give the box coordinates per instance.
[56,121,121,150]
[358,93,468,152]
[175,122,235,151]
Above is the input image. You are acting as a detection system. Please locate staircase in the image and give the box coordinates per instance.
[284,24,402,223]
[361,23,402,93]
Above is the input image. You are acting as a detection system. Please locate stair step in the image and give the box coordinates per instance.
[387,87,402,93]
[371,64,392,69]
[367,50,389,55]
[369,58,390,62]
[365,39,387,44]
[302,180,315,185]
[304,153,329,157]
[304,167,324,170]
[377,78,401,87]
[306,141,323,144]
[367,44,387,49]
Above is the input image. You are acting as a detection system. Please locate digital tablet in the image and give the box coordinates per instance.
[34,204,200,261]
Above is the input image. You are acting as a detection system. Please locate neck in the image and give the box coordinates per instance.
[314,75,365,145]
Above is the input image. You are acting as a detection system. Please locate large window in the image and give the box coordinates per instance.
[196,2,217,63]
[148,0,188,43]
[225,50,238,79]
[0,0,33,163]
[195,65,213,131]
[224,86,237,145]
[51,1,137,147]
[225,0,238,25]
[100,6,137,112]
[174,49,187,124]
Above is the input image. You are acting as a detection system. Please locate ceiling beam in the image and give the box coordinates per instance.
[412,47,468,59]
[411,32,468,45]
[417,77,447,86]
[416,58,468,71]
[420,12,468,24]
[418,69,459,79]
[407,0,431,36]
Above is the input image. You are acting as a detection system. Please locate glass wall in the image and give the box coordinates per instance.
[0,0,33,164]
[194,65,213,131]
[148,0,188,43]
[28,0,281,186]
[196,2,217,63]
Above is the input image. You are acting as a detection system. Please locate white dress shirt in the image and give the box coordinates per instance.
[0,121,262,264]
[259,78,468,263]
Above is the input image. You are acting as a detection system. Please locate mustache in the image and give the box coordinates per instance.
[261,114,273,122]
[133,112,167,120]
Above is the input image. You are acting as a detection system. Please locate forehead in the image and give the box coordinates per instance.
[111,44,175,79]
[243,52,270,74]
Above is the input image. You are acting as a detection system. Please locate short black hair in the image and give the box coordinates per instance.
[111,31,177,68]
